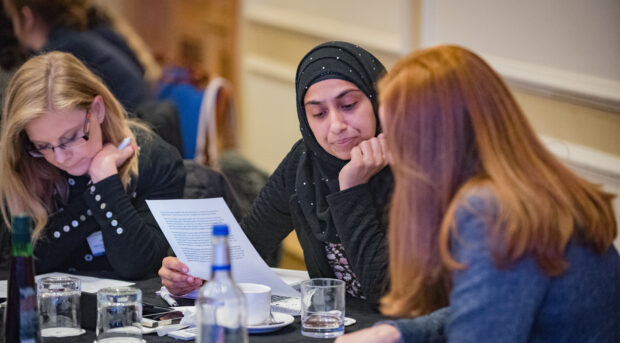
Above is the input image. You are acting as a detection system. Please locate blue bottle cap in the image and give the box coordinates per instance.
[212,224,229,236]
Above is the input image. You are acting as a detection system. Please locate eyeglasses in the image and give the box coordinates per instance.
[28,112,91,158]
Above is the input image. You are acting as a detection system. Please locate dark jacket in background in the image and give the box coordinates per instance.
[134,100,184,156]
[183,159,242,221]
[90,25,144,76]
[42,26,149,112]
[217,150,269,217]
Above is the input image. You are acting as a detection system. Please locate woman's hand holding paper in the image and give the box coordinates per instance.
[158,257,203,296]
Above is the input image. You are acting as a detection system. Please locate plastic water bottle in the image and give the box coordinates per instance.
[196,224,248,343]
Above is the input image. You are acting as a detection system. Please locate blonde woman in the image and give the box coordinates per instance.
[0,51,184,279]
[337,46,619,342]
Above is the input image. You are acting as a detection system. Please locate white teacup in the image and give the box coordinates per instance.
[238,283,271,326]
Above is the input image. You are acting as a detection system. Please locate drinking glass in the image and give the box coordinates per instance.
[96,287,143,343]
[37,276,85,337]
[300,278,345,338]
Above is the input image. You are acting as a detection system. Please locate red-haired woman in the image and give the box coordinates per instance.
[336,45,619,343]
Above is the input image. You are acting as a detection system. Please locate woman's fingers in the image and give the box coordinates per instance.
[368,137,385,166]
[349,145,363,163]
[116,142,135,167]
[158,267,188,282]
[89,142,135,182]
[378,133,388,158]
[162,257,189,273]
[159,257,203,295]
[339,135,390,190]
[356,137,387,168]
[159,271,202,296]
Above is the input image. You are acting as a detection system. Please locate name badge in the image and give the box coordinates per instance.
[87,231,106,256]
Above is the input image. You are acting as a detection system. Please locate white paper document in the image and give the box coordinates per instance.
[0,272,134,297]
[271,268,310,287]
[146,198,299,297]
[160,267,309,300]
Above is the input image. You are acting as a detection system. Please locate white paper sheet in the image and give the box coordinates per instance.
[0,272,134,297]
[159,267,309,300]
[271,268,309,287]
[146,198,299,297]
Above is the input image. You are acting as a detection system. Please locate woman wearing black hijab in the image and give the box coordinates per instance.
[160,41,393,306]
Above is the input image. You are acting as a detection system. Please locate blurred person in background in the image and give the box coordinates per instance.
[3,0,149,112]
[85,1,162,84]
[0,3,26,113]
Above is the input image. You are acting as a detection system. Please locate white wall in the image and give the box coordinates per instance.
[244,0,412,56]
[422,0,620,112]
[420,0,620,249]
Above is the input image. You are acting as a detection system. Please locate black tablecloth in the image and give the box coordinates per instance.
[1,277,389,342]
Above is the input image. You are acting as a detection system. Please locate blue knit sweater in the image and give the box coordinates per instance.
[389,191,620,343]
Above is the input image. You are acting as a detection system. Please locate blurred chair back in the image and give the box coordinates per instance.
[133,99,184,155]
[195,77,237,165]
[182,159,242,220]
[158,67,203,159]
[158,67,237,162]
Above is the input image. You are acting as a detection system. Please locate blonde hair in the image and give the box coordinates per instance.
[0,51,146,239]
[379,45,617,317]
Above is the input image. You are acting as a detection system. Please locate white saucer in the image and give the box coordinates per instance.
[41,327,86,337]
[248,312,295,334]
[344,317,357,326]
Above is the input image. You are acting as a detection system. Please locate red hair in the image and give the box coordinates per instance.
[379,45,616,316]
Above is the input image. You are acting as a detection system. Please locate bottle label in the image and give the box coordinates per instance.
[18,286,40,340]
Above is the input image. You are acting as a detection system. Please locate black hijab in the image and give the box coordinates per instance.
[294,41,390,243]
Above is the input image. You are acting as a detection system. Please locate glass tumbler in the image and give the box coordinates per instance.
[96,287,143,343]
[300,278,345,338]
[37,276,85,337]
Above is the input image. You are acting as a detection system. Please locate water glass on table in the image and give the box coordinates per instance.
[37,276,85,337]
[300,278,345,338]
[96,287,143,343]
